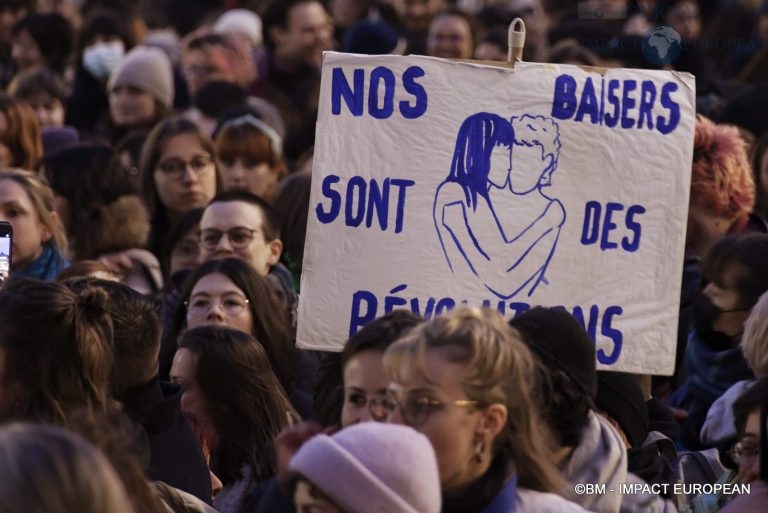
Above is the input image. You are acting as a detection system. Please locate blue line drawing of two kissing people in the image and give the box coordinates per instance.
[434,112,565,299]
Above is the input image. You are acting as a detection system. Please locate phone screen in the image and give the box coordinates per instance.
[0,226,10,284]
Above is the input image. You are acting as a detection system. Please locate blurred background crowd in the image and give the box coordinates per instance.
[2,1,768,513]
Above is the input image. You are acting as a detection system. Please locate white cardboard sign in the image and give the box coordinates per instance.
[298,52,695,375]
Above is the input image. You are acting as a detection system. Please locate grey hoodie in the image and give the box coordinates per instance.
[563,412,678,513]
[699,380,754,446]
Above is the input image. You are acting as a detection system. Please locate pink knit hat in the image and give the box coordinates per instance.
[289,423,441,513]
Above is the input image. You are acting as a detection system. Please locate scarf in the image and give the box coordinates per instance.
[16,242,69,282]
[214,464,255,513]
[685,330,754,405]
[442,452,512,513]
[674,330,754,449]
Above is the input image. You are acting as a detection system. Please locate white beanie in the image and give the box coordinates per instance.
[289,423,441,513]
[108,46,174,110]
[214,9,262,48]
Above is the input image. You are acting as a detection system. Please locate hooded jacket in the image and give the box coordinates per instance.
[669,330,754,450]
[563,412,678,513]
[699,380,754,446]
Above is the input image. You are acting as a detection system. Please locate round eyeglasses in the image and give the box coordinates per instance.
[185,295,250,317]
[157,155,213,180]
[729,440,759,467]
[198,227,258,251]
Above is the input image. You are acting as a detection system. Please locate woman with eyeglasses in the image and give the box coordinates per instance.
[696,378,768,512]
[250,310,424,513]
[140,116,223,259]
[383,306,589,513]
[306,310,424,427]
[170,325,298,513]
[165,257,311,419]
[720,382,768,511]
[730,378,768,485]
[215,114,287,200]
[337,310,423,426]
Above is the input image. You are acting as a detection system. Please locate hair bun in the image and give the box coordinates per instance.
[75,286,109,320]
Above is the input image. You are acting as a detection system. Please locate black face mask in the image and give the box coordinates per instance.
[690,293,748,347]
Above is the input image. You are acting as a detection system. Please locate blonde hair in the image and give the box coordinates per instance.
[0,168,68,253]
[383,306,564,493]
[0,423,134,513]
[742,291,768,378]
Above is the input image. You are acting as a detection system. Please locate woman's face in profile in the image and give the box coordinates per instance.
[509,144,548,194]
[487,144,511,188]
[170,348,216,448]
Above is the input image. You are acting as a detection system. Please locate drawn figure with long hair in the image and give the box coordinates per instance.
[434,112,565,298]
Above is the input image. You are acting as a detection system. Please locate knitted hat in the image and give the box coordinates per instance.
[108,46,174,110]
[142,29,181,65]
[342,21,404,55]
[289,423,441,513]
[595,371,650,447]
[41,126,79,156]
[214,9,262,48]
[646,397,681,441]
[509,306,598,398]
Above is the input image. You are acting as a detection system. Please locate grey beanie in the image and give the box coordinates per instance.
[108,46,174,109]
[289,423,441,513]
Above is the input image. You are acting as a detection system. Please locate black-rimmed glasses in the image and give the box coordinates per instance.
[198,227,258,250]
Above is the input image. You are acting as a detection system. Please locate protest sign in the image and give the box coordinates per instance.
[298,52,695,375]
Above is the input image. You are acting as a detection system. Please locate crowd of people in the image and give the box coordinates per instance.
[1,0,768,512]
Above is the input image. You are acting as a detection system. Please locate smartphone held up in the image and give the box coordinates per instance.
[0,221,12,286]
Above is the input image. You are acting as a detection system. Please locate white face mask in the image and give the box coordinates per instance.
[82,40,125,80]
